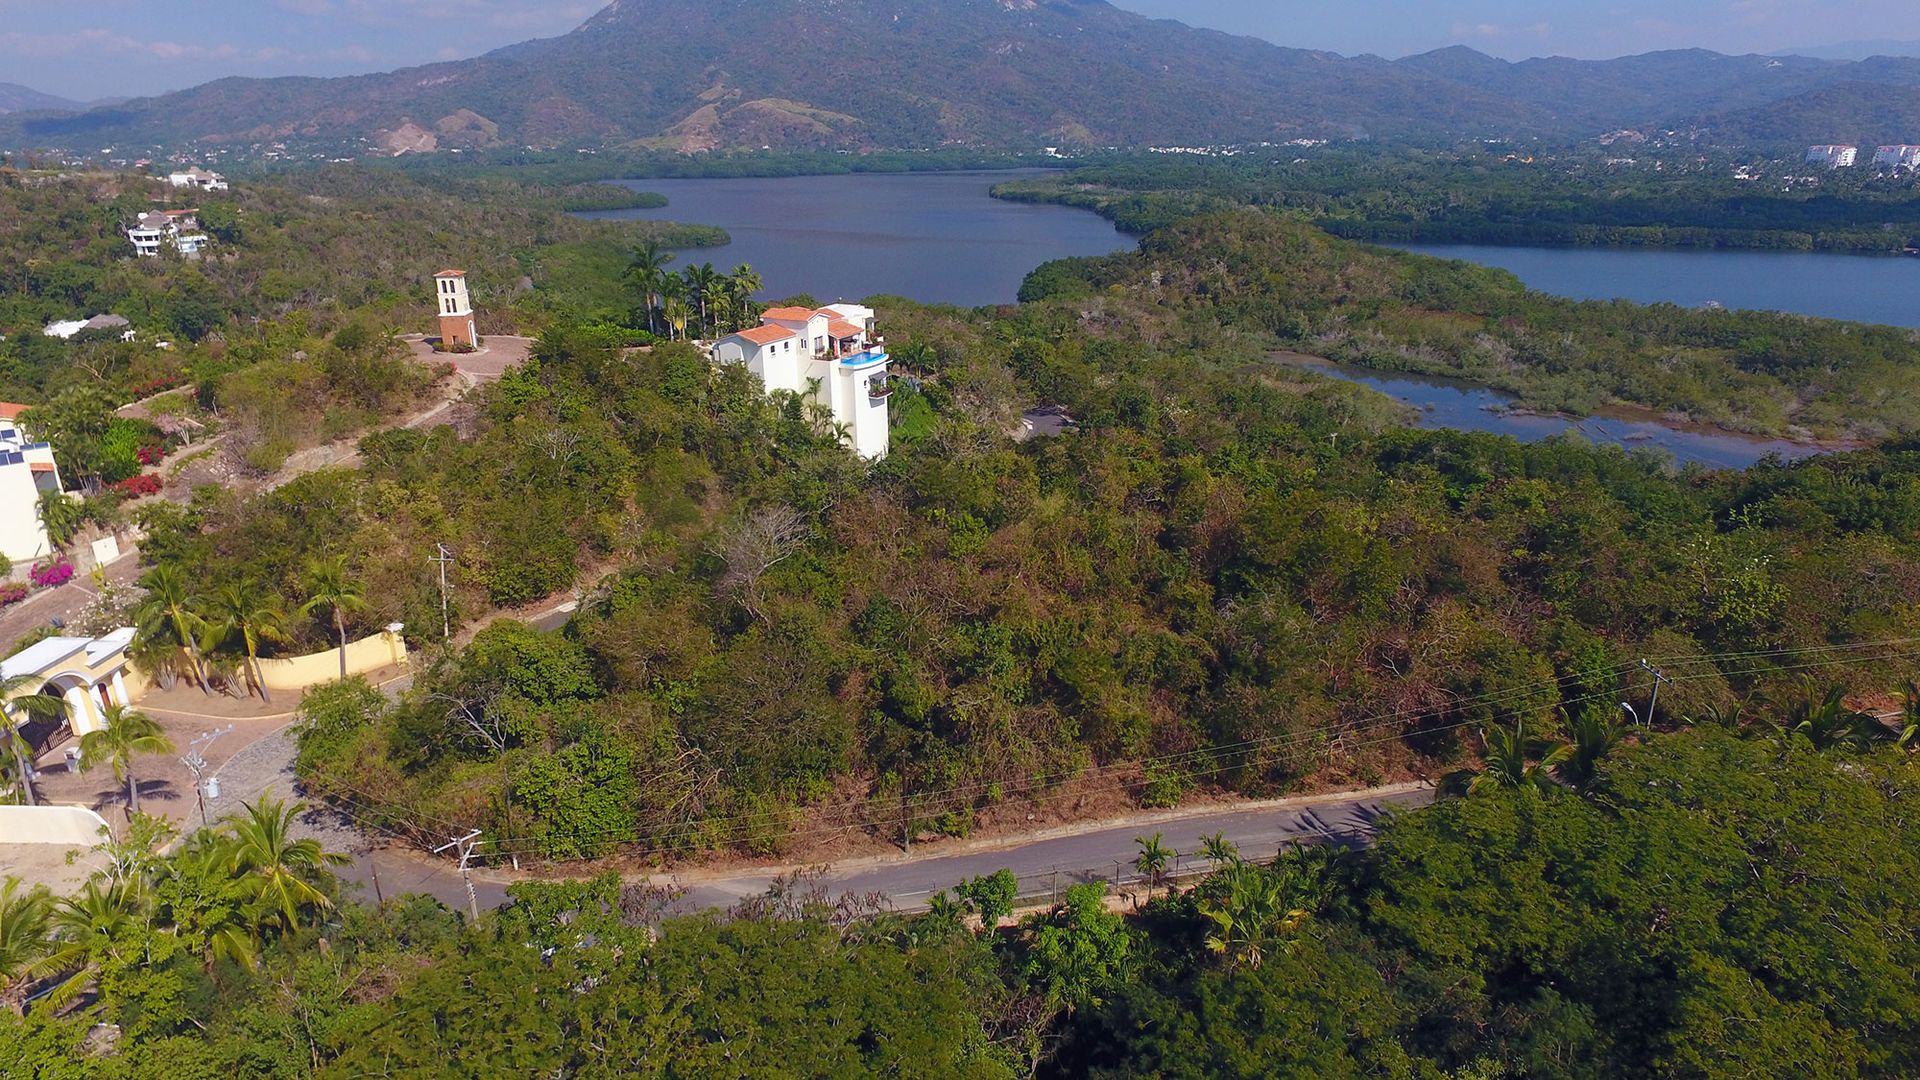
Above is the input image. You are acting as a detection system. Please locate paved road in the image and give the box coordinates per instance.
[652,785,1432,912]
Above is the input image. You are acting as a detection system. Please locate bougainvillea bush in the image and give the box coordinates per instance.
[29,561,74,588]
[112,474,163,498]
[0,583,27,606]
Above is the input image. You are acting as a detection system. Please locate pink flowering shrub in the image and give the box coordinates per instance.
[30,561,74,588]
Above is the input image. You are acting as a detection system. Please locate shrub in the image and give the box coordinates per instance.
[136,446,165,466]
[0,583,27,607]
[111,474,163,499]
[29,561,74,589]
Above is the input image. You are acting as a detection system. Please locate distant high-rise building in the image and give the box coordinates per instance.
[1806,145,1859,168]
[434,270,478,350]
[1872,145,1920,169]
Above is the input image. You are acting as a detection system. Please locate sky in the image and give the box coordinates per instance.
[5,0,1920,102]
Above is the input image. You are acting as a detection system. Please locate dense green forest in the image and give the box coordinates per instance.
[993,149,1920,252]
[5,726,1918,1076]
[108,214,1920,865]
[1023,212,1920,439]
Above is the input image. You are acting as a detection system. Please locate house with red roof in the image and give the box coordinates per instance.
[712,303,891,460]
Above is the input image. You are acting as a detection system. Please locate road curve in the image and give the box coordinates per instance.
[407,784,1436,916]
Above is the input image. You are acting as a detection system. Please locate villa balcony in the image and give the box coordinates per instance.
[868,375,894,401]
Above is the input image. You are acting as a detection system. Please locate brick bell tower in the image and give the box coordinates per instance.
[435,270,478,349]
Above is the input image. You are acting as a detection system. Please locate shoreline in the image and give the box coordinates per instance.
[1268,351,1865,457]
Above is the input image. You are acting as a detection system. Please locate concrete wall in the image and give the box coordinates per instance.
[0,805,111,846]
[255,627,408,692]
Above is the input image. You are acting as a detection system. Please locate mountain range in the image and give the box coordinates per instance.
[7,0,1920,155]
[0,82,83,115]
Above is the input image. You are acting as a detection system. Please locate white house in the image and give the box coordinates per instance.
[0,402,62,567]
[1805,145,1858,168]
[166,166,228,191]
[1873,145,1920,169]
[127,210,209,258]
[712,304,892,460]
[42,314,133,342]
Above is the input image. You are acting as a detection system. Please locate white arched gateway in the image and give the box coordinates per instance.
[0,628,141,755]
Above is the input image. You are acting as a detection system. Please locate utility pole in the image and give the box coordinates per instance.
[179,725,235,830]
[429,543,456,641]
[433,828,484,920]
[1638,660,1671,728]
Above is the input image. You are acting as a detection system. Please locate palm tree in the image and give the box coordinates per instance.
[1199,862,1309,972]
[1778,682,1884,753]
[1198,831,1240,867]
[34,490,83,552]
[1555,707,1626,791]
[728,263,763,330]
[661,295,692,343]
[625,240,674,335]
[683,263,721,336]
[0,877,55,1015]
[37,878,143,1012]
[701,276,733,339]
[79,704,174,817]
[134,564,208,692]
[0,672,65,807]
[1466,721,1570,796]
[1133,832,1177,899]
[1690,701,1748,732]
[299,555,367,681]
[199,583,286,705]
[224,796,349,933]
[1896,681,1920,750]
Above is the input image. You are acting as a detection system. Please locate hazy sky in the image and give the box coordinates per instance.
[5,0,1920,101]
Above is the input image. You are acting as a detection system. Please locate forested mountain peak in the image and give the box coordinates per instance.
[7,0,1920,154]
[0,82,82,115]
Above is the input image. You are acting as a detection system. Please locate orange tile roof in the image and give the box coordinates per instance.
[435,269,466,278]
[29,463,55,473]
[826,319,863,339]
[733,324,799,346]
[760,306,822,322]
[0,402,28,421]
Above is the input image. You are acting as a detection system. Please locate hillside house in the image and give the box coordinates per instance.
[127,210,209,258]
[42,314,133,342]
[166,166,228,191]
[1805,145,1858,168]
[1873,145,1920,169]
[0,402,62,567]
[712,303,891,460]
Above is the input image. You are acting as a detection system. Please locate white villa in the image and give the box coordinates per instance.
[712,304,893,460]
[166,166,228,191]
[127,209,209,258]
[0,402,61,567]
[1873,145,1920,170]
[1805,145,1858,168]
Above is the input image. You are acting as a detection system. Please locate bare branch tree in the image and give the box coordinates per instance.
[713,505,810,623]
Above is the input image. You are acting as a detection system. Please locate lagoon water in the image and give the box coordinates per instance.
[1394,243,1920,329]
[587,170,1134,307]
[1281,356,1825,470]
[586,172,1885,465]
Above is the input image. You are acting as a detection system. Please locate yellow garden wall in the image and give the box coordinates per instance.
[255,627,409,692]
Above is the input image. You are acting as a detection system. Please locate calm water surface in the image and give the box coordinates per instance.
[1395,243,1920,329]
[1282,356,1825,470]
[586,170,1133,307]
